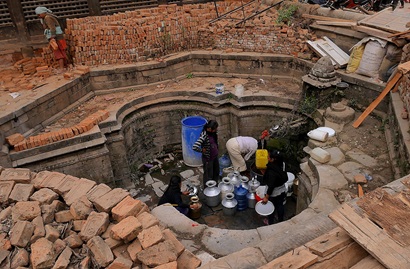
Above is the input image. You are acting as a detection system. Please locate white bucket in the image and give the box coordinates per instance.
[234,84,244,96]
[307,129,329,142]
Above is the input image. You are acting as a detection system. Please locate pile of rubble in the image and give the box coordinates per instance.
[0,167,201,268]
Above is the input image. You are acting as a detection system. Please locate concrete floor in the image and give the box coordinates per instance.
[132,151,297,230]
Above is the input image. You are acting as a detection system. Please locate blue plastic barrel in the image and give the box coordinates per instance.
[181,116,207,167]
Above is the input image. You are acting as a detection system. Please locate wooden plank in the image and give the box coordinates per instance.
[353,25,394,42]
[388,29,410,38]
[329,204,410,269]
[357,184,364,197]
[350,255,386,269]
[302,14,353,22]
[398,61,410,74]
[259,246,318,269]
[316,21,357,27]
[323,36,350,63]
[358,7,409,33]
[305,227,353,257]
[307,40,336,65]
[352,72,402,128]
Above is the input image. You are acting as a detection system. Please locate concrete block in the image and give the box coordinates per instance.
[310,147,331,164]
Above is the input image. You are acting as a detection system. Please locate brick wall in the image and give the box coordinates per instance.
[64,2,315,66]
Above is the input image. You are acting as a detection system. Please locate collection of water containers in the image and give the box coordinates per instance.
[203,168,259,216]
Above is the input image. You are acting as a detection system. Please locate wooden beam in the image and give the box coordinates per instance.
[302,14,353,22]
[305,227,353,257]
[259,246,318,269]
[388,29,410,38]
[316,21,357,27]
[352,72,403,128]
[357,184,364,197]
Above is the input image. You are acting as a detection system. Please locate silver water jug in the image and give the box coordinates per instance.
[218,177,234,200]
[203,180,221,207]
[221,192,237,216]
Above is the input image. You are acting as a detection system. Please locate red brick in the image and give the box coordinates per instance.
[79,211,110,241]
[87,236,114,267]
[30,238,55,268]
[5,133,24,146]
[10,220,34,247]
[111,196,144,222]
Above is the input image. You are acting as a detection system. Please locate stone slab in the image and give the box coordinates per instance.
[151,205,206,236]
[346,148,378,168]
[337,161,371,183]
[200,227,261,257]
[315,164,348,190]
[198,247,266,269]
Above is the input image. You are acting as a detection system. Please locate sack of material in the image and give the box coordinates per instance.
[356,40,387,78]
[346,44,365,74]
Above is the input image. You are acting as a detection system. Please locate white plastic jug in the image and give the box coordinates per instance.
[307,129,328,142]
[235,84,244,96]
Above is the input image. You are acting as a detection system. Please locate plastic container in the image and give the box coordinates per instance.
[216,83,224,94]
[181,116,207,167]
[234,84,244,96]
[219,154,231,177]
[234,185,248,211]
[256,149,268,170]
[307,129,329,142]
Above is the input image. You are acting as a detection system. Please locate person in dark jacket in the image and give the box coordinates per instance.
[261,149,288,225]
[158,175,197,216]
[192,119,219,188]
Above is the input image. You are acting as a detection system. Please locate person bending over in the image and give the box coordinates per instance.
[226,136,258,173]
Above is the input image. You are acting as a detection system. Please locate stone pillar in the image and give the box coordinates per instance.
[6,0,30,42]
[87,0,102,16]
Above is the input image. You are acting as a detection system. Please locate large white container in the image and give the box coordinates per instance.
[307,129,329,142]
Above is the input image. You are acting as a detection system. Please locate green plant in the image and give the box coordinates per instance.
[186,73,194,79]
[276,5,298,25]
[299,95,318,115]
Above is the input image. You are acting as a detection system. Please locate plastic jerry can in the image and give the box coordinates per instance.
[255,149,268,170]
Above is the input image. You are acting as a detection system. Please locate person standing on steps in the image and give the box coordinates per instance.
[35,6,68,72]
[261,149,288,225]
[226,136,258,175]
[192,119,219,189]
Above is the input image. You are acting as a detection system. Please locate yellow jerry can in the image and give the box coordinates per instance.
[255,149,268,170]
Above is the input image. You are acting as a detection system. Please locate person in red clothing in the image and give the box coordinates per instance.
[35,7,68,71]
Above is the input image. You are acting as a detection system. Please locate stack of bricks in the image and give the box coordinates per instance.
[0,167,202,268]
[10,110,109,152]
[63,65,90,80]
[14,58,36,76]
[65,2,315,66]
